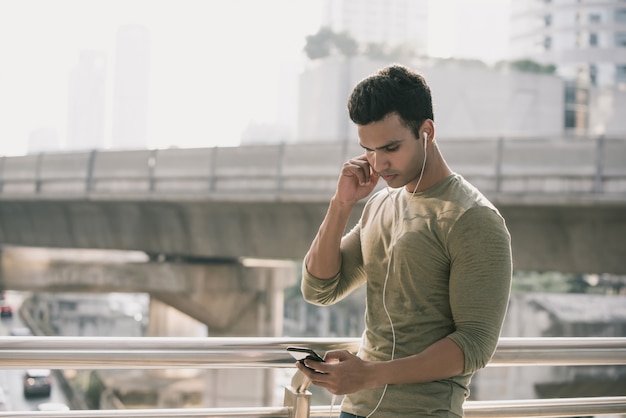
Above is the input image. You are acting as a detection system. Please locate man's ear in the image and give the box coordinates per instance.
[419,119,435,143]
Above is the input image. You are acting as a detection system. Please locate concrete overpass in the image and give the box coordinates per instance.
[1,136,624,411]
[0,136,624,274]
[0,135,624,406]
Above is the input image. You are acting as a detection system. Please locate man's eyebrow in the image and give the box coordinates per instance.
[359,139,404,151]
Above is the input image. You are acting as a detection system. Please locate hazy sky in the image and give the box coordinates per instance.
[0,0,511,156]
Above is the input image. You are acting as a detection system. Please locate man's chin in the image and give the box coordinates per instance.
[383,177,404,189]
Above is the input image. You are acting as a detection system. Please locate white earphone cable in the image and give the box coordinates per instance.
[366,134,428,417]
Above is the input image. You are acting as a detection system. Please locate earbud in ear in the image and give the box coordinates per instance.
[423,132,428,150]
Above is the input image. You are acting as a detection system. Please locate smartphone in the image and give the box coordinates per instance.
[286,346,325,363]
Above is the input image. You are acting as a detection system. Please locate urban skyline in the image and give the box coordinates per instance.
[0,0,513,157]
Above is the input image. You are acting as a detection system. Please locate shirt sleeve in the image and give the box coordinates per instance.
[445,205,513,374]
[301,221,368,306]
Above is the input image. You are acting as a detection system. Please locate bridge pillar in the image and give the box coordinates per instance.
[145,260,296,407]
[0,247,298,408]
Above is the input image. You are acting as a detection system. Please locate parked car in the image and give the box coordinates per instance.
[37,402,69,411]
[0,303,12,318]
[10,327,33,336]
[0,387,8,411]
[23,369,52,398]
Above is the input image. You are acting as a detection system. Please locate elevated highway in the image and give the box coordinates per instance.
[0,136,625,274]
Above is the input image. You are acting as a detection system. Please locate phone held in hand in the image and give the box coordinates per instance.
[286,346,325,363]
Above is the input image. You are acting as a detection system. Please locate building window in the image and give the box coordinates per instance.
[544,36,552,50]
[589,13,601,23]
[590,64,597,85]
[616,9,626,23]
[589,32,599,47]
[616,32,626,47]
[617,65,626,84]
[565,109,577,129]
[544,14,552,26]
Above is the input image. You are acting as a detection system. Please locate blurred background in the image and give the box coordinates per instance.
[0,0,625,414]
[4,0,624,156]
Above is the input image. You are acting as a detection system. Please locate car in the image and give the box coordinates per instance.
[0,303,12,318]
[23,369,52,398]
[10,327,33,336]
[37,402,69,411]
[0,387,8,411]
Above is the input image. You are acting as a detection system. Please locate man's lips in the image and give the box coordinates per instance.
[381,174,397,182]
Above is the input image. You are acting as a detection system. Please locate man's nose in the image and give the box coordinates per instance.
[370,152,387,173]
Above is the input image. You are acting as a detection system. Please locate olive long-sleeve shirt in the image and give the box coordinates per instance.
[302,174,512,417]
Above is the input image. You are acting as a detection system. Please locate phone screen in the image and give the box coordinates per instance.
[286,346,325,363]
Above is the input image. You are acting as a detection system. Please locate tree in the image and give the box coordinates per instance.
[333,31,358,57]
[304,27,335,60]
[304,27,359,60]
[503,59,557,74]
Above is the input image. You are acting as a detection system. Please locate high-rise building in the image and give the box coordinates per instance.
[510,0,626,133]
[111,25,151,150]
[297,56,565,142]
[66,50,107,150]
[27,127,61,154]
[322,0,430,54]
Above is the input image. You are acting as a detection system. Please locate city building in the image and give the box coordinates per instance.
[473,292,626,401]
[27,127,61,154]
[321,0,430,54]
[111,25,151,150]
[297,56,565,143]
[66,50,107,151]
[509,0,626,134]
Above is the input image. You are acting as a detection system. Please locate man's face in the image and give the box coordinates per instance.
[358,113,425,191]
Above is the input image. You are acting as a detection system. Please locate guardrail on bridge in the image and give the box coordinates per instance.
[0,336,624,417]
[0,136,625,199]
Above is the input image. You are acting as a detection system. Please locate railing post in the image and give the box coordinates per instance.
[495,136,504,193]
[35,152,44,193]
[593,135,605,193]
[0,155,4,193]
[283,370,313,418]
[148,149,157,192]
[209,146,218,192]
[85,149,97,193]
[277,141,286,195]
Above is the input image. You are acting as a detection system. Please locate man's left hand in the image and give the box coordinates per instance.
[295,349,379,395]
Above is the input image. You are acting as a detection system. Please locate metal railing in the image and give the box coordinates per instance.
[0,136,625,199]
[0,336,625,417]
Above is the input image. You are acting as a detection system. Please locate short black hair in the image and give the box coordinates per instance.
[347,64,434,138]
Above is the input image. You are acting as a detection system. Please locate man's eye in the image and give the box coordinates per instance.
[386,145,399,152]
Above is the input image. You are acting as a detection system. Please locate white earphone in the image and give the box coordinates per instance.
[370,129,430,417]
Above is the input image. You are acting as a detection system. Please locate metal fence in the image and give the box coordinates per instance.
[0,336,625,417]
[1,137,625,199]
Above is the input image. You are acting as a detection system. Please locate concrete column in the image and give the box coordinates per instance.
[0,247,298,409]
[199,262,294,408]
[144,260,297,408]
[146,298,207,338]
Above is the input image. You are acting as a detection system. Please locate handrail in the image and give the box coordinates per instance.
[462,396,626,417]
[0,337,624,417]
[0,137,625,199]
[0,336,624,369]
[0,398,624,417]
[0,407,291,417]
[0,397,624,417]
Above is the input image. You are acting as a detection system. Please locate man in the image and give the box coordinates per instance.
[296,64,512,417]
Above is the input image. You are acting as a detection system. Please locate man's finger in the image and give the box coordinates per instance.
[304,359,328,373]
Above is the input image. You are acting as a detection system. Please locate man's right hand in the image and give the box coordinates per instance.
[304,154,378,280]
[335,154,380,205]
